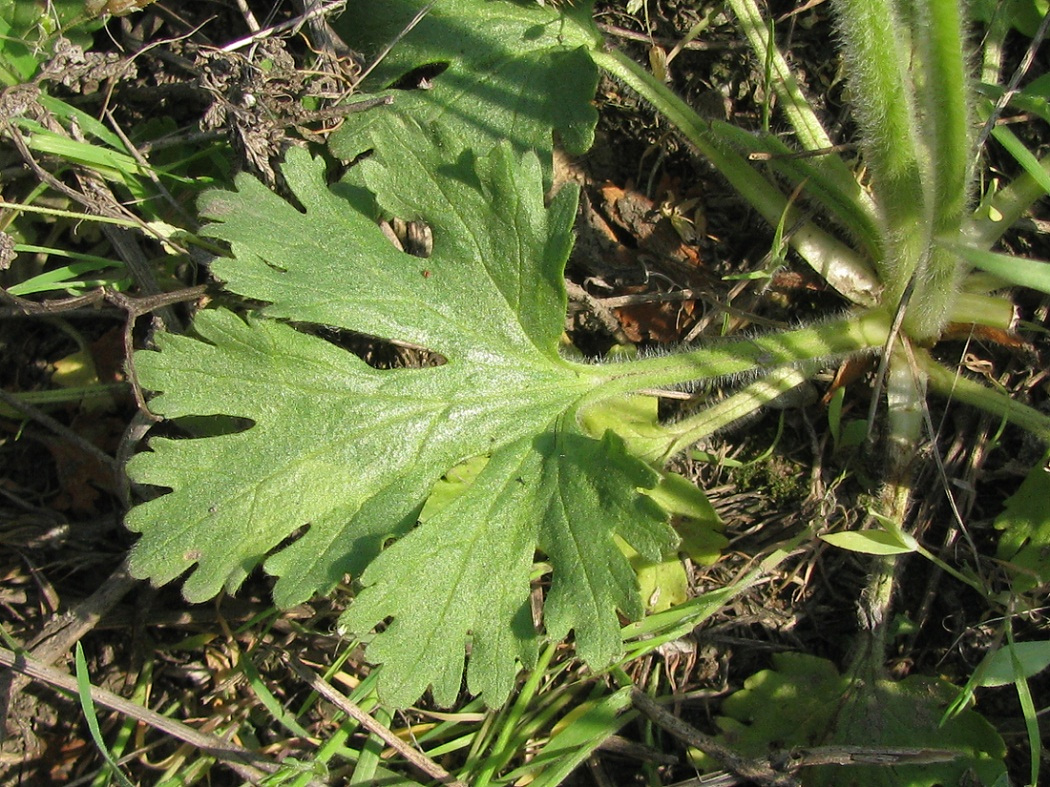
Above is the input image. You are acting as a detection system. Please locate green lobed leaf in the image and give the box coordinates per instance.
[701,652,1006,786]
[125,118,678,707]
[329,0,600,184]
[629,550,690,615]
[341,430,670,706]
[995,459,1050,592]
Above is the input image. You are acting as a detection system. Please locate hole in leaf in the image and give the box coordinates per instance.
[168,414,256,438]
[383,217,433,258]
[268,523,309,557]
[388,61,449,91]
[299,324,447,369]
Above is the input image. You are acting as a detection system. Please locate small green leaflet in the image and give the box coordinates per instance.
[703,653,1006,787]
[995,458,1050,592]
[329,0,600,184]
[124,115,679,707]
[821,529,916,555]
[975,640,1050,688]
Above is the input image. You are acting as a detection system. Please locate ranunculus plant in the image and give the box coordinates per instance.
[124,2,1048,780]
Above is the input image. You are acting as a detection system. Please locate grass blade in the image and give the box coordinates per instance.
[941,241,1050,295]
[503,688,633,787]
[991,124,1050,196]
[74,643,137,787]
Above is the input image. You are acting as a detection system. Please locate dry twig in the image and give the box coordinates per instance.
[284,651,469,787]
[0,640,316,784]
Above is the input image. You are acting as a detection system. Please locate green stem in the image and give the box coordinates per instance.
[588,45,881,306]
[858,359,921,674]
[902,0,971,339]
[884,349,926,480]
[859,338,932,670]
[832,0,926,221]
[964,153,1050,248]
[658,367,811,463]
[978,1,1011,85]
[914,543,987,596]
[583,310,891,401]
[710,122,882,260]
[948,291,1016,330]
[907,245,965,340]
[726,0,874,210]
[919,0,972,233]
[833,0,930,317]
[854,555,897,674]
[917,348,1050,443]
[0,198,142,227]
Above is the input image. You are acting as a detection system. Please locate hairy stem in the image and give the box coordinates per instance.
[919,0,973,232]
[832,0,929,325]
[659,367,812,462]
[906,0,972,339]
[583,310,891,401]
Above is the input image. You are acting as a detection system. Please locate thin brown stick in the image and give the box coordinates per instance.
[630,688,799,786]
[0,287,107,315]
[104,284,207,416]
[0,644,312,784]
[284,651,469,787]
[633,689,962,785]
[222,0,347,52]
[783,744,960,768]
[22,563,139,664]
[0,563,139,746]
[565,279,632,343]
[667,745,960,787]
